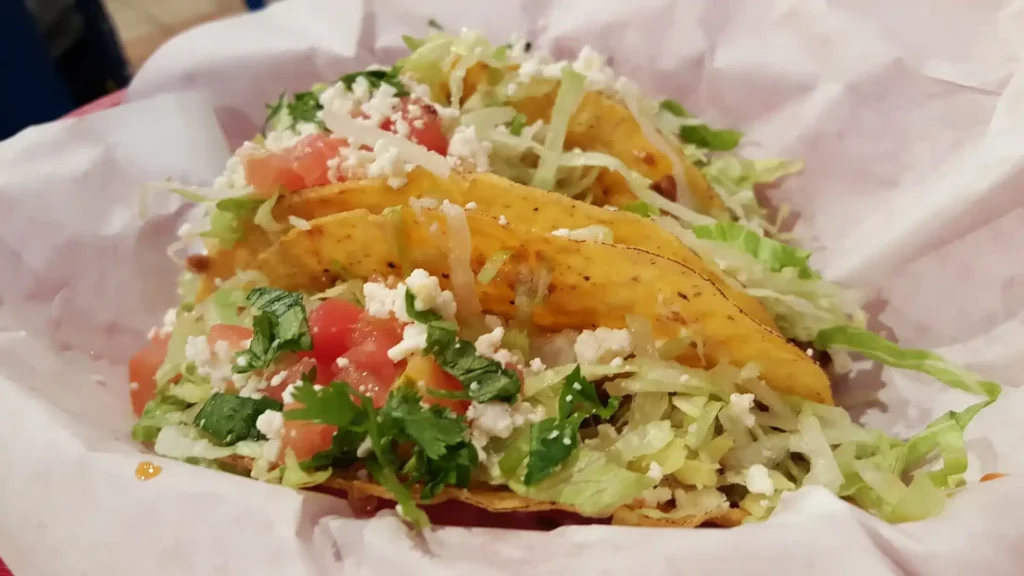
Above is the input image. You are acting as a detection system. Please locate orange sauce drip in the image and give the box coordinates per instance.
[135,460,163,481]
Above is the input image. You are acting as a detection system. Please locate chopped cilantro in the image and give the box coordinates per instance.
[194,393,283,446]
[659,98,743,151]
[234,288,312,373]
[339,67,409,97]
[284,380,477,527]
[509,113,527,136]
[523,366,619,485]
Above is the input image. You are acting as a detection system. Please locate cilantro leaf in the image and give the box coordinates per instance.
[381,386,469,460]
[234,288,312,373]
[284,381,365,429]
[433,340,520,403]
[339,67,409,97]
[421,320,520,403]
[425,321,457,352]
[509,113,527,136]
[194,393,283,446]
[365,457,429,528]
[288,91,322,125]
[659,98,743,152]
[558,365,619,421]
[621,201,660,218]
[679,125,743,152]
[264,91,325,133]
[523,366,619,485]
[405,441,478,500]
[403,289,445,324]
[524,415,583,485]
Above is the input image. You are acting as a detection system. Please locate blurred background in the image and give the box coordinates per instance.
[1,0,266,140]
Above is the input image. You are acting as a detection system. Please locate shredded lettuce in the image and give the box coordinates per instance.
[613,420,674,462]
[531,66,586,191]
[510,448,655,516]
[153,425,264,461]
[702,155,804,230]
[154,309,203,386]
[692,221,817,279]
[815,326,1003,400]
[254,193,285,232]
[281,449,333,488]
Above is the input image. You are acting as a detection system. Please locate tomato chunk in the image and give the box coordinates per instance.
[405,355,469,414]
[379,97,449,156]
[208,324,253,355]
[128,334,170,416]
[308,298,364,372]
[279,408,337,464]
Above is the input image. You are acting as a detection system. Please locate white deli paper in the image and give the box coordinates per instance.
[3,0,1024,574]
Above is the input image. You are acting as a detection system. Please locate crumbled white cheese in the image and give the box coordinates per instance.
[728,393,757,427]
[447,125,492,172]
[212,144,256,193]
[465,201,478,210]
[367,140,409,189]
[335,357,351,369]
[610,357,625,368]
[647,461,664,482]
[364,281,398,319]
[256,409,284,439]
[281,382,299,405]
[288,215,312,230]
[361,83,401,125]
[527,357,547,375]
[474,326,522,367]
[159,308,177,337]
[550,225,613,243]
[129,381,140,391]
[467,401,521,458]
[356,436,373,458]
[572,45,618,92]
[387,323,428,362]
[574,328,633,365]
[263,122,320,153]
[745,464,775,496]
[405,268,457,320]
[184,335,211,367]
[509,401,545,427]
[498,215,508,226]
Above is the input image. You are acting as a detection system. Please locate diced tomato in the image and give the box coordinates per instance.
[279,407,337,463]
[208,324,253,355]
[290,135,348,187]
[379,97,449,156]
[243,151,307,194]
[308,298,364,371]
[262,356,325,402]
[404,355,469,414]
[242,134,347,195]
[128,334,170,416]
[243,96,450,194]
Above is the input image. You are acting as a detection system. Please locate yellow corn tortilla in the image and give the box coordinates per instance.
[252,207,832,405]
[199,168,778,332]
[461,63,728,218]
[220,455,745,528]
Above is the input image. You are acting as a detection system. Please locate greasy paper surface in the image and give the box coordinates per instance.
[3,0,1024,574]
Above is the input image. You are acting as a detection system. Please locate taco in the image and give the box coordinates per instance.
[137,30,1001,530]
[199,168,778,330]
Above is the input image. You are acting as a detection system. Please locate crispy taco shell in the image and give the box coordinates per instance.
[200,168,778,332]
[221,455,745,528]
[252,207,832,404]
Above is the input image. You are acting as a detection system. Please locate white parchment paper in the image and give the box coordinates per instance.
[3,0,1024,574]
